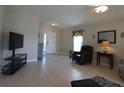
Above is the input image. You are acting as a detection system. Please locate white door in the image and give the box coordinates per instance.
[45,32,56,54]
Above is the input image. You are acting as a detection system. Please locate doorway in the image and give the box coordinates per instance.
[43,32,56,54]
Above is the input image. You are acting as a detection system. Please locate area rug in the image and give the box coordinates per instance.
[71,76,122,87]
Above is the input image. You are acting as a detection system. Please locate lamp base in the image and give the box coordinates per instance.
[103,50,108,54]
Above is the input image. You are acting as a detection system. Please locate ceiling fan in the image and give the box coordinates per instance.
[91,5,109,13]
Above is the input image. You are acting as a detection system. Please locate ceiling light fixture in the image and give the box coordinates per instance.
[51,23,55,26]
[94,5,109,13]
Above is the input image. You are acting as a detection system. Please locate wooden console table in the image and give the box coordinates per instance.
[97,52,114,69]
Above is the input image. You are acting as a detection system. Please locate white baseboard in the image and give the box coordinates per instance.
[27,59,38,63]
[58,52,69,56]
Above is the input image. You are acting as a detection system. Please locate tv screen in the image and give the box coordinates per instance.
[9,32,24,50]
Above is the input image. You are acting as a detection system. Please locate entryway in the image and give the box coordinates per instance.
[43,32,56,55]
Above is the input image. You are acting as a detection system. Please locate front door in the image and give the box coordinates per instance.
[43,32,56,54]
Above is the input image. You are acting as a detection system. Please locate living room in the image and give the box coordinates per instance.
[0,5,124,88]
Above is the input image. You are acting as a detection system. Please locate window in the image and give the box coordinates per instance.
[73,36,83,52]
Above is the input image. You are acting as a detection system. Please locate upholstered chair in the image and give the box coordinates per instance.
[71,45,93,65]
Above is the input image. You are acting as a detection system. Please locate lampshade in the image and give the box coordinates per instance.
[101,41,110,48]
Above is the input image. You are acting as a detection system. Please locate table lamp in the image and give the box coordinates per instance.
[101,40,110,53]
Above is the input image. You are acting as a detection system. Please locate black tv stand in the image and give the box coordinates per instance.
[2,53,27,75]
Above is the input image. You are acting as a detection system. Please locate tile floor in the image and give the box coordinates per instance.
[0,54,124,87]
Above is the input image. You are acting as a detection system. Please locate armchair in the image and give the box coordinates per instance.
[71,45,93,65]
[118,61,124,80]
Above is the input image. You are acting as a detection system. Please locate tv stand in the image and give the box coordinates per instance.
[2,53,27,75]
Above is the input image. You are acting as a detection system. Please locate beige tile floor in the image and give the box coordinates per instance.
[0,54,124,87]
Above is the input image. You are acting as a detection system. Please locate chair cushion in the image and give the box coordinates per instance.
[71,79,100,87]
[71,76,122,87]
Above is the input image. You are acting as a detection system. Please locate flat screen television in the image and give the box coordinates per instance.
[9,32,24,56]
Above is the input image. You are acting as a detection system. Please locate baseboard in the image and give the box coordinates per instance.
[58,52,69,56]
[27,59,38,63]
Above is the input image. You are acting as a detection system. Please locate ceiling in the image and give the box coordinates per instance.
[6,5,124,30]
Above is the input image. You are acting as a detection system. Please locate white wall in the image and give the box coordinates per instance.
[61,30,73,55]
[83,19,124,66]
[3,6,39,62]
[61,18,124,67]
[0,6,4,61]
